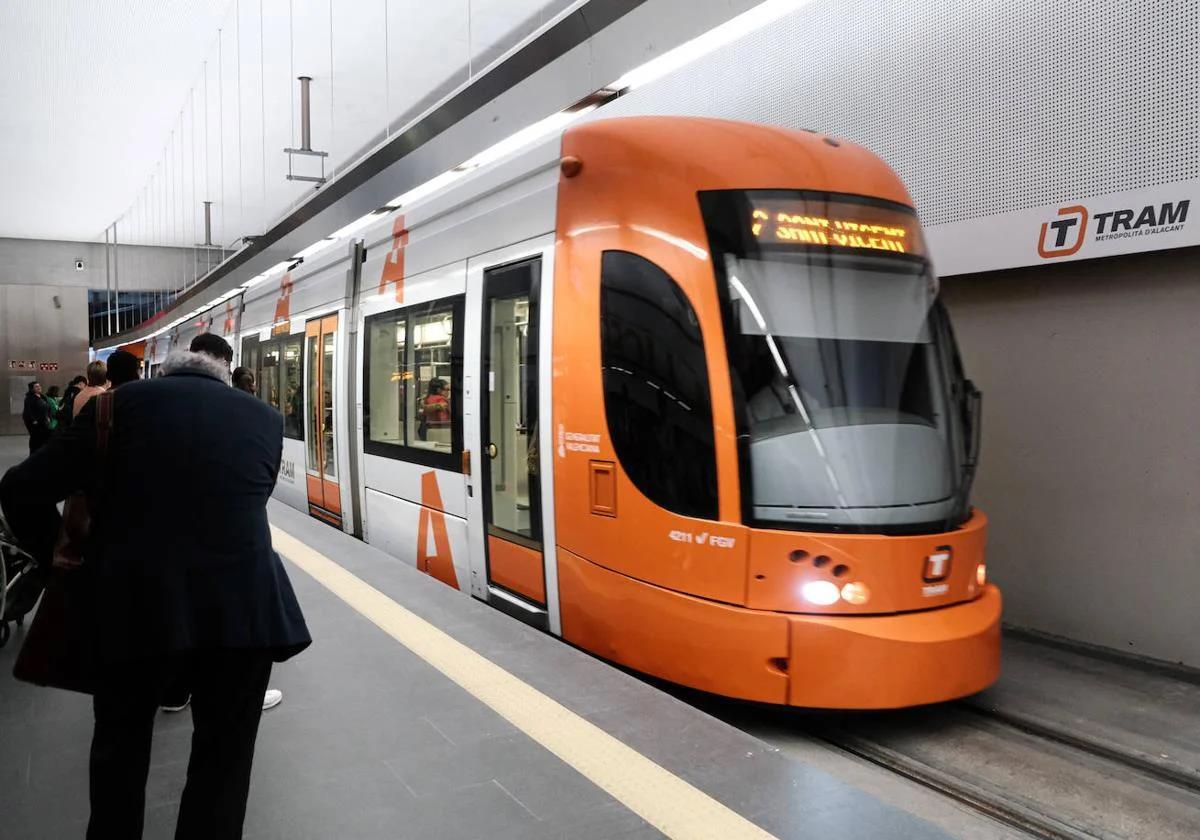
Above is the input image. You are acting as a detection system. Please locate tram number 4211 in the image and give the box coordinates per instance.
[669,530,737,549]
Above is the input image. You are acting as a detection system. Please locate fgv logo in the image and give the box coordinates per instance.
[1037,205,1089,258]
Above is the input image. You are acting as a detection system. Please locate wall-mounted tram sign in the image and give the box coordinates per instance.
[750,200,925,256]
[925,179,1199,276]
[1038,200,1189,258]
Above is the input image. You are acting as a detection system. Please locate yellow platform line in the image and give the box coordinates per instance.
[271,525,777,840]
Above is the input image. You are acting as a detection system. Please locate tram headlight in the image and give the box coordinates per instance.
[840,581,870,605]
[976,564,987,587]
[801,580,840,606]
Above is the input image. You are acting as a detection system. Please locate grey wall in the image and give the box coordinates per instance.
[0,237,228,292]
[941,246,1200,668]
[0,285,89,436]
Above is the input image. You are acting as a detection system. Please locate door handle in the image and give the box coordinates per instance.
[487,443,498,459]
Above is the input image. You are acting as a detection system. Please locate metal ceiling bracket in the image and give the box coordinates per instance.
[284,76,328,185]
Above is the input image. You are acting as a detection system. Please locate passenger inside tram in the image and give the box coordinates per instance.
[417,378,450,441]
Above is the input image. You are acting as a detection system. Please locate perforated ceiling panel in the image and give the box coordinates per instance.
[591,0,1199,227]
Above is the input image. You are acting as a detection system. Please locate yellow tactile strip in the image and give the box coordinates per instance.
[271,526,778,840]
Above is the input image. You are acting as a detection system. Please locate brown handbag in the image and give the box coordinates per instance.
[13,392,114,694]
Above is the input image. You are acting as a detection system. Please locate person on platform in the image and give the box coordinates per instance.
[232,366,255,395]
[44,386,63,433]
[105,350,142,389]
[21,381,51,453]
[0,332,311,840]
[72,361,108,419]
[60,374,87,427]
[162,360,286,718]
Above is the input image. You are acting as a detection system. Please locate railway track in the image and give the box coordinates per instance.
[806,703,1200,840]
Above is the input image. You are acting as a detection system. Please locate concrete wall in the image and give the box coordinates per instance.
[941,246,1200,668]
[0,237,227,292]
[0,285,89,436]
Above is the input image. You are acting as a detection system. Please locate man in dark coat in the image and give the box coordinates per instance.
[21,381,51,452]
[0,333,311,840]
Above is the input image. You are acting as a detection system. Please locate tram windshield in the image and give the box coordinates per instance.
[700,190,971,534]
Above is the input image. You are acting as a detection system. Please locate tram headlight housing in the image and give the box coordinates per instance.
[840,581,870,605]
[976,564,987,587]
[801,580,840,606]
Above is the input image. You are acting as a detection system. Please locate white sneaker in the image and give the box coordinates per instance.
[262,689,283,711]
[161,696,191,713]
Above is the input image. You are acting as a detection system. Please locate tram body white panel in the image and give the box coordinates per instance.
[359,261,467,319]
[356,142,560,308]
[240,292,278,338]
[274,437,308,511]
[285,251,354,326]
[364,487,471,590]
[362,456,466,520]
[351,151,559,605]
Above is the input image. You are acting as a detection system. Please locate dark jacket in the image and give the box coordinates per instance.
[22,391,50,435]
[0,350,311,665]
[60,384,81,427]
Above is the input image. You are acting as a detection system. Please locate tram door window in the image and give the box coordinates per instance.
[481,257,545,606]
[261,344,281,409]
[304,314,341,526]
[280,336,304,439]
[241,336,260,388]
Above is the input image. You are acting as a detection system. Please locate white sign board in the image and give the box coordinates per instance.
[926,180,1198,277]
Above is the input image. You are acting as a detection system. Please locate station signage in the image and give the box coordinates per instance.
[925,179,1200,276]
[1037,200,1189,258]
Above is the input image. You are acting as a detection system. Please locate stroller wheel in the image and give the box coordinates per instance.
[0,621,10,648]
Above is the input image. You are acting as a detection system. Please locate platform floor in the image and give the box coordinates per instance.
[1,435,958,840]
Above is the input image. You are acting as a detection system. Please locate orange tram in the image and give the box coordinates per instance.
[149,117,1001,709]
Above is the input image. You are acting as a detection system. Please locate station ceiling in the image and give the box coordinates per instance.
[0,0,231,243]
[0,0,567,246]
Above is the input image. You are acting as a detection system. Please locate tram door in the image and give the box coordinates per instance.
[480,258,545,609]
[304,314,342,526]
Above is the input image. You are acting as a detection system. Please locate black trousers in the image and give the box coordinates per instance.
[87,650,273,840]
[27,428,49,454]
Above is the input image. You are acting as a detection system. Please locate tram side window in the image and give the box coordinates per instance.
[244,334,305,440]
[280,336,304,440]
[600,251,718,520]
[364,296,463,470]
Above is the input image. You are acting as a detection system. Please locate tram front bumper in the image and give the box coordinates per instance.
[785,585,1002,709]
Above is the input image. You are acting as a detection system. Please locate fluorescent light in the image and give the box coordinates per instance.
[390,168,468,209]
[463,107,594,171]
[387,104,597,210]
[611,0,810,91]
[292,237,338,262]
[330,211,388,240]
